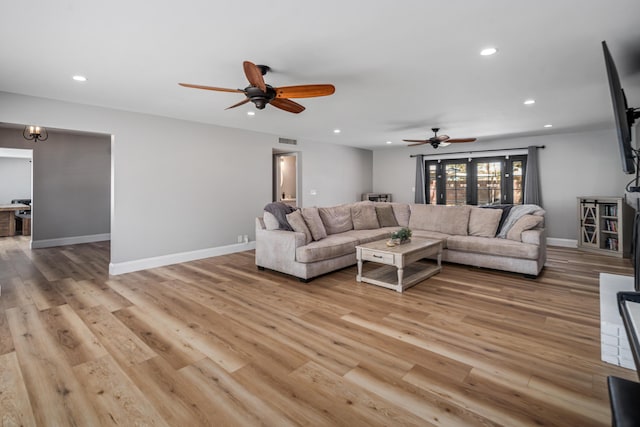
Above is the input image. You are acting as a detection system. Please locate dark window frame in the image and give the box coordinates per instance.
[424,155,527,205]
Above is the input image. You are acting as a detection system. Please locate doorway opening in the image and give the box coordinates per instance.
[0,147,33,239]
[273,151,300,207]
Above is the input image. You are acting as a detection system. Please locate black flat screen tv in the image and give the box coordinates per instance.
[602,40,639,175]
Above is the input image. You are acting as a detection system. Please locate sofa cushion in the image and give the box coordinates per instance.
[391,203,411,227]
[352,204,380,230]
[507,214,544,241]
[302,207,327,241]
[319,205,353,235]
[411,230,450,248]
[286,210,313,244]
[469,207,503,237]
[296,235,358,263]
[341,228,397,245]
[447,235,539,260]
[409,204,471,236]
[375,205,399,227]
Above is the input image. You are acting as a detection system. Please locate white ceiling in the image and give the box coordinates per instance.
[1,0,639,150]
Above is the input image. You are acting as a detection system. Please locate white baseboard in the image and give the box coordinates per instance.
[108,241,256,276]
[31,233,110,249]
[547,237,577,248]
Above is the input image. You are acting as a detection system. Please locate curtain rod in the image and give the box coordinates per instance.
[409,145,545,158]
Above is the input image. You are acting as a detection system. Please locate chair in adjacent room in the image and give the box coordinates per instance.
[11,198,31,236]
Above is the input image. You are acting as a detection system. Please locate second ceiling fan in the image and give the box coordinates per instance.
[404,128,477,149]
[179,61,335,114]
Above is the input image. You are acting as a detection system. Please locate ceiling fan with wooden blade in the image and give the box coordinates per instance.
[403,127,477,148]
[179,61,335,114]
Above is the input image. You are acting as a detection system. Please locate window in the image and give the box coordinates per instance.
[425,155,526,205]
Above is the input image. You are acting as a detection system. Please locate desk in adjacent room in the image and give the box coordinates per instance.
[0,204,31,237]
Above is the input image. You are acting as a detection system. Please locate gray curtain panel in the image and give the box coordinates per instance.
[414,154,426,204]
[524,145,541,206]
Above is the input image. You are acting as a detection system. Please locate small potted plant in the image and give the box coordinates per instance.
[388,227,412,246]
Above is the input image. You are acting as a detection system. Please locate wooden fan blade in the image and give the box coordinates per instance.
[275,84,336,99]
[243,61,267,92]
[270,98,305,114]
[447,138,477,143]
[225,98,250,110]
[178,83,244,93]
[403,139,429,143]
[407,142,428,147]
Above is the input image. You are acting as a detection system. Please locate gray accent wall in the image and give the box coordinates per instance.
[373,128,631,240]
[0,127,110,241]
[0,91,372,267]
[0,156,31,204]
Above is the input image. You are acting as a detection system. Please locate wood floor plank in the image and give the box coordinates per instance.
[73,354,171,427]
[39,304,109,367]
[0,351,37,427]
[0,308,14,355]
[342,363,486,426]
[124,355,231,426]
[112,305,207,370]
[77,304,157,368]
[20,278,67,310]
[180,357,299,427]
[106,279,249,373]
[6,304,102,426]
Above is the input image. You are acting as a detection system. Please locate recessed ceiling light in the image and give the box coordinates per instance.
[72,75,87,82]
[544,124,553,128]
[333,129,341,134]
[480,47,498,56]
[524,99,535,105]
[247,111,255,116]
[386,141,393,145]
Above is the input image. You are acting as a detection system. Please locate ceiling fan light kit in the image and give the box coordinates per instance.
[179,61,335,114]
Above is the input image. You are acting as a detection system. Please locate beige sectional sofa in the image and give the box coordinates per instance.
[255,202,546,281]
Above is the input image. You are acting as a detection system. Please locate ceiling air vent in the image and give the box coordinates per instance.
[278,137,297,145]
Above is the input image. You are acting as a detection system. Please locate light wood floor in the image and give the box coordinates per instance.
[0,236,636,426]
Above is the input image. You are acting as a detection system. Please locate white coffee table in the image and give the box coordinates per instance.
[356,238,442,293]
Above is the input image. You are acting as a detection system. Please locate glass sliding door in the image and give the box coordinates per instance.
[421,155,527,206]
[511,159,524,204]
[476,160,502,205]
[444,162,467,205]
[427,162,439,204]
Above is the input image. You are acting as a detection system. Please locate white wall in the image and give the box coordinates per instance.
[373,128,630,240]
[297,140,373,207]
[0,156,31,204]
[0,91,372,271]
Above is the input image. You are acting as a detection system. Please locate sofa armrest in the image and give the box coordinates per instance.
[521,228,544,245]
[256,218,306,267]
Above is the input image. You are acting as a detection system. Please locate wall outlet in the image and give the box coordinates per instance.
[243,235,249,243]
[237,235,243,243]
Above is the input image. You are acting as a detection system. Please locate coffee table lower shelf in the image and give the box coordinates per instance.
[357,259,441,292]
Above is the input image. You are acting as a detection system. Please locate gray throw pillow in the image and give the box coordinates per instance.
[301,207,327,241]
[375,205,399,227]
